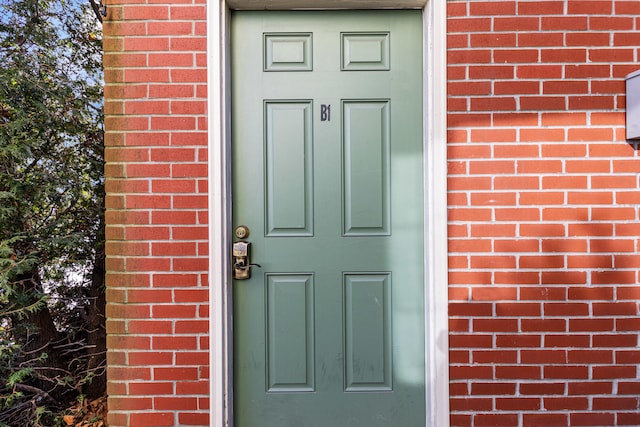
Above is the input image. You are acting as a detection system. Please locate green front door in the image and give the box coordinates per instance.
[231,11,425,426]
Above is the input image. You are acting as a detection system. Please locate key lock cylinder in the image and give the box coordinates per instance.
[232,225,261,280]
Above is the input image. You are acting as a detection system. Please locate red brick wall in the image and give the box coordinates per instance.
[103,0,209,424]
[448,1,640,426]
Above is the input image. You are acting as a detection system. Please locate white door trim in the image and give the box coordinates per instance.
[207,2,449,426]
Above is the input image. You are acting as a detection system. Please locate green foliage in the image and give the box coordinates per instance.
[0,0,105,423]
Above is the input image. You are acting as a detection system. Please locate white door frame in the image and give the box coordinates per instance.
[207,2,449,426]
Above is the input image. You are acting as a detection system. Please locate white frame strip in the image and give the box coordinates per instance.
[208,2,448,426]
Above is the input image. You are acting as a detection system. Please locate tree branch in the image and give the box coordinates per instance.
[87,0,104,23]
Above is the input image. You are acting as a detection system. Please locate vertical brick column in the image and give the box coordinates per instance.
[447,1,640,426]
[103,0,209,423]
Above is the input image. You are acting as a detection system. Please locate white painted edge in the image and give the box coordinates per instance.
[207,1,232,427]
[424,1,450,426]
[208,2,450,426]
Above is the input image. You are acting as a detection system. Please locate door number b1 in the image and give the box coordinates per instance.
[321,104,331,121]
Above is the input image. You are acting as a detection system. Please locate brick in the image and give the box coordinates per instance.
[496,397,541,411]
[569,349,614,364]
[153,336,199,351]
[495,302,540,317]
[541,48,586,63]
[449,365,494,380]
[617,1,640,14]
[518,32,564,47]
[471,382,516,395]
[520,382,565,395]
[570,318,614,332]
[520,128,564,142]
[617,318,640,331]
[521,349,567,364]
[494,17,539,31]
[126,164,171,178]
[496,334,541,348]
[544,365,588,379]
[473,319,518,332]
[150,116,197,131]
[518,1,564,15]
[617,412,640,426]
[149,84,195,98]
[567,255,612,269]
[519,255,564,269]
[568,97,615,113]
[129,382,174,395]
[493,144,539,158]
[129,412,174,427]
[470,97,516,111]
[109,397,153,411]
[618,381,640,394]
[469,1,515,15]
[495,208,540,221]
[543,397,588,411]
[448,34,468,50]
[544,334,590,348]
[174,289,209,303]
[524,413,569,427]
[450,414,472,427]
[542,239,587,253]
[495,271,540,285]
[450,334,494,349]
[542,208,589,221]
[543,80,589,94]
[127,289,173,304]
[567,0,612,14]
[517,160,562,174]
[519,224,565,237]
[592,270,636,284]
[108,366,152,380]
[566,32,611,46]
[125,132,170,147]
[522,319,567,333]
[493,49,538,63]
[565,159,610,173]
[470,129,517,142]
[449,239,492,252]
[151,242,197,256]
[175,320,209,334]
[568,381,612,395]
[151,211,197,225]
[448,18,491,33]
[542,271,587,285]
[450,397,493,411]
[153,304,197,318]
[542,16,587,30]
[520,96,566,110]
[494,176,539,190]
[593,334,638,347]
[178,413,210,426]
[471,192,517,205]
[448,319,470,333]
[475,414,519,427]
[615,255,640,269]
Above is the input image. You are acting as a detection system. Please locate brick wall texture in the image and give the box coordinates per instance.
[103,0,640,426]
[102,0,209,424]
[448,1,640,426]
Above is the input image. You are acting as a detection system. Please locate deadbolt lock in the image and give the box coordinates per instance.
[235,225,249,239]
[232,229,261,280]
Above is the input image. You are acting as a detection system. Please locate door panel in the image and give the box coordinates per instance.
[232,11,424,427]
